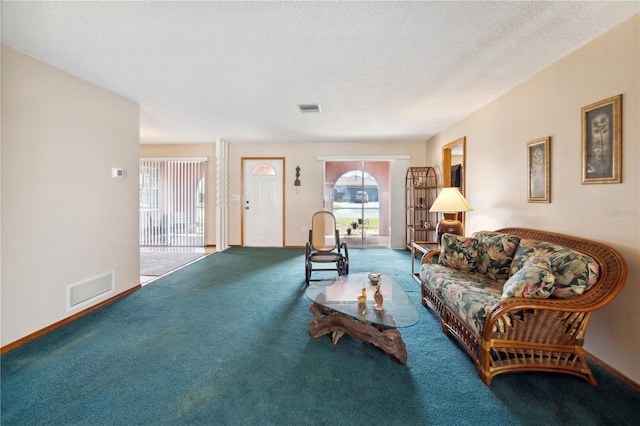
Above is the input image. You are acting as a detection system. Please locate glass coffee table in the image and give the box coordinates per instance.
[305,272,419,364]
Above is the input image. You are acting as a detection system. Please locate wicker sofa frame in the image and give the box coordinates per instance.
[420,227,628,386]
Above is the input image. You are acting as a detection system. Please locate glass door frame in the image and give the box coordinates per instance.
[323,159,386,248]
[318,155,410,249]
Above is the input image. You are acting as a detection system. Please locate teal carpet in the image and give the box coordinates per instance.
[2,248,638,425]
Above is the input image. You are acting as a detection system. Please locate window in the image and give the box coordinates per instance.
[140,166,159,210]
[252,164,276,175]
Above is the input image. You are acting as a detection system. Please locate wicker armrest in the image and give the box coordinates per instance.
[420,249,441,265]
[484,298,584,340]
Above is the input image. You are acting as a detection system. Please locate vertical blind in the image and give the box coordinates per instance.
[139,159,206,247]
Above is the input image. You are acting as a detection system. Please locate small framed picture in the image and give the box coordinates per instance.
[527,137,550,203]
[581,95,622,184]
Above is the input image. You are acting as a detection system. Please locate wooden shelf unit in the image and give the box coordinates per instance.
[405,167,438,249]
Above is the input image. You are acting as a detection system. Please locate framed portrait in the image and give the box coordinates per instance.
[581,95,621,184]
[527,137,550,203]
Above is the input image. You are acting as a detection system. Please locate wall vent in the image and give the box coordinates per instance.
[298,104,321,113]
[67,271,114,311]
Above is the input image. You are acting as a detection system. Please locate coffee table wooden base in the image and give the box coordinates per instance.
[308,303,408,364]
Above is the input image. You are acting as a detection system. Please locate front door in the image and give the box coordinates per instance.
[243,158,284,247]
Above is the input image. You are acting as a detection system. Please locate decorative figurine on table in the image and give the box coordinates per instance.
[374,285,384,311]
[357,288,367,304]
[368,273,381,285]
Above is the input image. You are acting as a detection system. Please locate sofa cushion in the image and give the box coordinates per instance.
[472,231,521,283]
[440,279,503,335]
[501,261,555,299]
[438,234,479,272]
[510,239,600,299]
[420,263,497,295]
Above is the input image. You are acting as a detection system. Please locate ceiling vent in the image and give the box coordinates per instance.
[298,104,321,113]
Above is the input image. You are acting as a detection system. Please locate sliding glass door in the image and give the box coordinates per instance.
[325,160,390,248]
[139,159,207,247]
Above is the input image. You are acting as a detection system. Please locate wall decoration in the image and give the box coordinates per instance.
[527,137,550,203]
[581,95,622,184]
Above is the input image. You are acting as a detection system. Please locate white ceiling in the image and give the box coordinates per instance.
[2,1,638,144]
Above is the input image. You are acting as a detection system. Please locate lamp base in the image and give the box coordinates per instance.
[436,213,464,244]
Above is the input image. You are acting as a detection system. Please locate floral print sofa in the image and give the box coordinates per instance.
[419,227,627,386]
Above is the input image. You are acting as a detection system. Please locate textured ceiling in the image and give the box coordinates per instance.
[1,1,638,144]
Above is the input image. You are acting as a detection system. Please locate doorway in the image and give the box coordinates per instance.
[325,161,390,248]
[242,158,284,247]
[139,159,207,247]
[442,137,467,225]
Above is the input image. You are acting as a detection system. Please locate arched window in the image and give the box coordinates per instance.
[252,164,276,175]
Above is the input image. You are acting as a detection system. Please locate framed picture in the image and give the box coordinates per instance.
[581,95,622,184]
[527,137,550,203]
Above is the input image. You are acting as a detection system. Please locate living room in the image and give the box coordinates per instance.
[1,3,638,422]
[138,12,640,386]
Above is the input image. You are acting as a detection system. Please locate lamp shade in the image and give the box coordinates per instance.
[429,187,473,213]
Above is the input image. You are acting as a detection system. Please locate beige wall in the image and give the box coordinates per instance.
[1,45,141,346]
[228,141,426,247]
[425,15,639,383]
[139,143,217,246]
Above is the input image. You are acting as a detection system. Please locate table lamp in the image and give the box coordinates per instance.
[429,187,473,244]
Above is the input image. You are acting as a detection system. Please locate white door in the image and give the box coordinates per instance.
[244,159,284,247]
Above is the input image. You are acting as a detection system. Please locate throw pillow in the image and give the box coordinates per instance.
[501,262,555,299]
[438,234,479,272]
[473,232,521,283]
[510,239,600,299]
[548,250,599,299]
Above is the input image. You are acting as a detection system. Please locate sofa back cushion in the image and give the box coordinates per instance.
[510,239,600,299]
[472,231,521,283]
[439,234,479,272]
